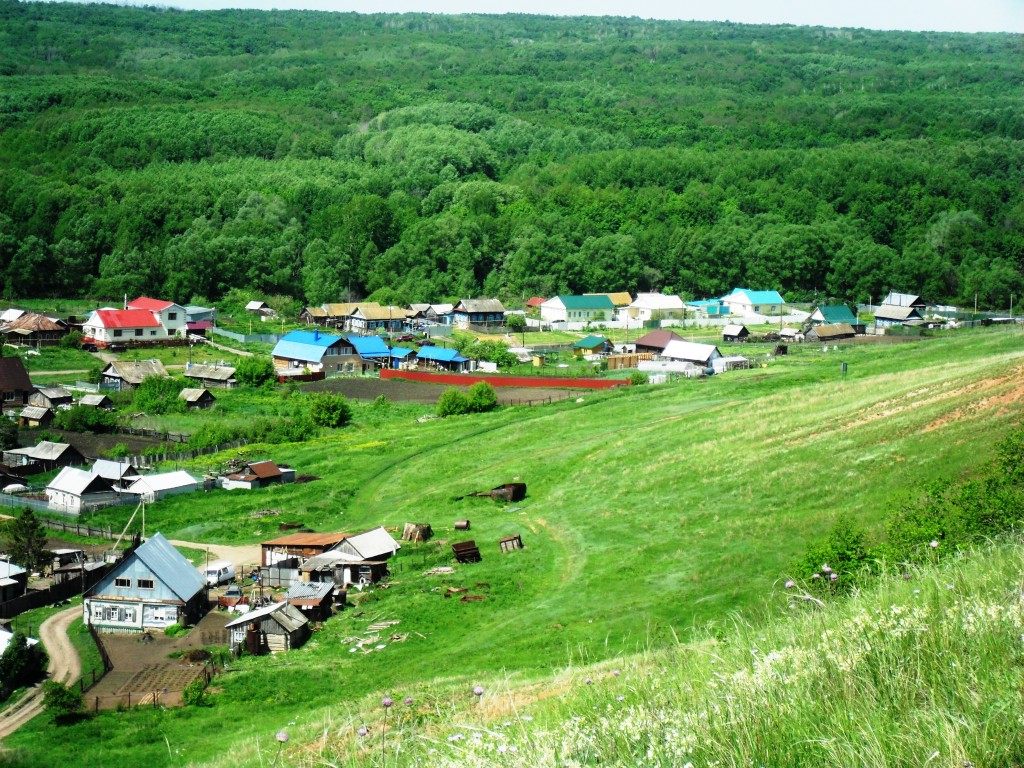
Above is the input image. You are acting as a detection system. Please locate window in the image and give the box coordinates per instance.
[137,578,155,589]
[135,329,143,337]
[113,329,123,338]
[114,577,130,588]
[167,312,177,320]
[149,330,157,336]
[2,391,13,402]
[753,306,761,313]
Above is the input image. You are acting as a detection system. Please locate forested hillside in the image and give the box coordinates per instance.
[1,1,1021,307]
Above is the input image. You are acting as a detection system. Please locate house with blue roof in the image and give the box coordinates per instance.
[272,329,373,375]
[720,288,786,316]
[415,345,472,372]
[84,532,207,632]
[345,335,416,369]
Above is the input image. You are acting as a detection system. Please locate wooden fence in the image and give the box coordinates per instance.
[0,566,112,620]
[121,439,248,468]
[41,518,116,539]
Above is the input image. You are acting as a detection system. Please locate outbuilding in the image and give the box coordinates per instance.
[721,324,750,342]
[45,467,120,514]
[179,388,216,409]
[224,601,310,654]
[661,340,722,367]
[126,471,198,502]
[19,406,54,428]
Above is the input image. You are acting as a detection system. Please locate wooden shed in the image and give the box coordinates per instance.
[722,324,750,342]
[261,532,351,567]
[224,602,310,655]
[285,581,334,621]
[179,388,216,409]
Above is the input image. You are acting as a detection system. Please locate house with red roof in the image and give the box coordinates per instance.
[82,308,167,346]
[127,297,187,337]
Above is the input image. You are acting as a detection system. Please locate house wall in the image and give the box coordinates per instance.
[84,323,169,344]
[46,488,121,515]
[85,557,202,631]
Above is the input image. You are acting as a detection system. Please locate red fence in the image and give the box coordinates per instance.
[381,369,628,390]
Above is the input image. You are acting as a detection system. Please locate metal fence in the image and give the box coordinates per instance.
[208,327,283,344]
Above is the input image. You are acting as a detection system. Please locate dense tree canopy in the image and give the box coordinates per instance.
[0,2,1021,307]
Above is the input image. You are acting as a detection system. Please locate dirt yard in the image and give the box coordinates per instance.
[302,377,576,406]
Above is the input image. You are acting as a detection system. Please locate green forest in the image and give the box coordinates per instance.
[0,1,1022,308]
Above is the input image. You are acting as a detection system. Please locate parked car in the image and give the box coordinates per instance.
[395,334,415,342]
[218,584,249,610]
[82,343,98,353]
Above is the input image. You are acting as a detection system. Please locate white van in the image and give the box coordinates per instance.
[202,560,236,587]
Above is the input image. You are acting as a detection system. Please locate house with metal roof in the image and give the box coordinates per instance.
[874,305,923,328]
[0,559,28,603]
[179,388,216,409]
[271,329,363,375]
[100,359,170,390]
[183,363,237,389]
[92,459,140,489]
[0,312,69,346]
[634,330,684,354]
[84,532,207,632]
[46,466,120,515]
[29,386,73,410]
[245,300,275,317]
[127,297,187,337]
[78,393,114,410]
[720,288,786,316]
[126,471,198,502]
[2,441,86,473]
[450,299,506,328]
[620,293,684,322]
[224,601,310,654]
[540,295,615,324]
[806,323,857,342]
[0,357,33,413]
[284,581,334,621]
[300,526,400,588]
[572,335,613,356]
[880,292,925,309]
[686,298,730,317]
[82,308,167,346]
[221,460,295,490]
[415,345,472,372]
[346,305,409,334]
[184,305,217,324]
[262,532,352,567]
[810,305,858,326]
[661,340,722,366]
[19,405,54,428]
[586,292,633,308]
[334,526,401,562]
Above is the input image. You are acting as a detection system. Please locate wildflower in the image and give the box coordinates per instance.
[585,678,592,685]
[812,573,821,579]
[448,733,465,742]
[784,580,795,589]
[612,669,621,677]
[821,564,832,574]
[930,540,939,549]
[404,697,414,706]
[382,697,393,708]
[830,573,838,582]
[903,573,912,580]
[473,685,484,697]
[276,732,289,743]
[617,695,625,702]
[357,726,368,738]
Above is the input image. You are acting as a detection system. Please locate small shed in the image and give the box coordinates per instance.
[402,523,433,542]
[224,601,310,654]
[284,581,334,621]
[78,393,114,410]
[222,459,292,490]
[571,335,613,357]
[806,323,856,342]
[126,471,198,502]
[452,540,482,564]
[721,324,750,342]
[179,388,216,409]
[183,364,237,389]
[29,387,73,410]
[19,406,54,428]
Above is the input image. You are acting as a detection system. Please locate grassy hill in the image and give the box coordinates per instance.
[3,328,1024,766]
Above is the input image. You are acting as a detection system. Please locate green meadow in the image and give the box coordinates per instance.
[3,328,1024,767]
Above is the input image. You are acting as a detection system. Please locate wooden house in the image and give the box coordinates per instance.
[45,467,120,515]
[571,335,613,357]
[179,388,216,409]
[0,312,69,346]
[221,460,294,490]
[299,306,329,326]
[100,359,170,391]
[0,357,33,413]
[346,305,408,334]
[29,387,73,410]
[633,330,684,355]
[262,532,351,567]
[874,305,923,328]
[19,406,54,428]
[183,364,237,389]
[84,533,207,632]
[271,330,363,375]
[78,393,114,410]
[449,299,506,329]
[806,323,856,342]
[224,601,310,654]
[284,581,334,621]
[3,441,85,473]
[721,324,750,342]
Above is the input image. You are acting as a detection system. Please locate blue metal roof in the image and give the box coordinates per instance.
[389,347,414,359]
[725,288,785,304]
[272,330,346,363]
[134,532,205,602]
[416,346,469,363]
[346,335,390,358]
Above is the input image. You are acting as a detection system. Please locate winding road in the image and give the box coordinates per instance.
[0,605,82,742]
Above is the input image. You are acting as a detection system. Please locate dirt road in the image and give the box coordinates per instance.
[0,605,82,741]
[169,539,261,568]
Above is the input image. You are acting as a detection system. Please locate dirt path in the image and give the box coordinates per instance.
[0,605,82,742]
[204,339,253,357]
[168,539,261,568]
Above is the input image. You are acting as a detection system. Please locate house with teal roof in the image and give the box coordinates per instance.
[720,288,786,316]
[571,335,613,356]
[810,305,858,326]
[540,295,615,323]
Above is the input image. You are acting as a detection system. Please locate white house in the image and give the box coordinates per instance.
[82,309,167,346]
[46,467,120,515]
[540,295,615,323]
[619,293,685,322]
[127,471,199,502]
[720,288,786,316]
[661,339,722,366]
[126,297,187,337]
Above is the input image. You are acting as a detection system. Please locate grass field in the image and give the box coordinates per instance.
[3,328,1023,767]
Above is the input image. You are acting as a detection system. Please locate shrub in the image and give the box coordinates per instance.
[54,405,118,434]
[305,392,353,428]
[107,443,130,458]
[181,678,208,707]
[42,681,83,722]
[132,376,186,415]
[0,417,17,451]
[793,513,874,594]
[236,355,276,387]
[0,631,47,701]
[467,381,498,413]
[629,371,649,386]
[437,388,470,417]
[60,330,84,349]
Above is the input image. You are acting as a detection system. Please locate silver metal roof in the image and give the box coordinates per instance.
[223,601,309,633]
[46,467,112,496]
[134,533,205,602]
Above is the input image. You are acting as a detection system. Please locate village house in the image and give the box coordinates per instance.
[300,526,401,588]
[3,441,85,473]
[221,460,295,490]
[880,292,926,309]
[633,329,684,355]
[29,387,73,410]
[183,363,237,389]
[0,559,28,603]
[619,293,684,322]
[524,296,547,313]
[806,323,857,342]
[91,458,140,490]
[100,359,170,391]
[179,388,216,409]
[271,329,362,375]
[299,306,328,325]
[572,335,613,357]
[321,302,363,328]
[224,601,310,654]
[686,298,730,318]
[449,299,506,329]
[346,334,394,370]
[874,305,923,328]
[126,297,187,337]
[184,305,217,325]
[661,339,723,367]
[0,357,33,413]
[262,532,351,567]
[347,305,409,335]
[82,308,167,346]
[540,295,615,324]
[0,312,69,346]
[18,405,54,428]
[245,300,276,317]
[408,303,454,324]
[586,292,633,309]
[84,533,207,632]
[809,305,858,326]
[720,288,786,316]
[126,471,198,502]
[414,345,472,372]
[45,466,120,515]
[284,581,334,621]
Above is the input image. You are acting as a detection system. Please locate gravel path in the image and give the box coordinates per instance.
[169,539,262,569]
[0,605,82,742]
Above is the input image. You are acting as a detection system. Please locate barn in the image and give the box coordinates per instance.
[224,601,310,654]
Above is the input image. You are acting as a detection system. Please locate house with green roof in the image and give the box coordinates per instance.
[720,288,786,316]
[571,335,613,356]
[810,305,858,326]
[540,295,615,323]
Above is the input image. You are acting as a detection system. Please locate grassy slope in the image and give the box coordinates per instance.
[4,329,1024,766]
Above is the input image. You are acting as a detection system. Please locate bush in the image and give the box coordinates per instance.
[132,376,186,415]
[60,330,84,349]
[54,405,118,434]
[181,678,208,707]
[0,631,47,701]
[436,388,470,417]
[305,392,353,428]
[793,513,874,594]
[467,381,498,413]
[629,371,649,386]
[42,681,83,722]
[0,417,17,451]
[235,355,276,388]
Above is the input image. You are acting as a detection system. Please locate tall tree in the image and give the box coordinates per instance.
[2,508,50,574]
